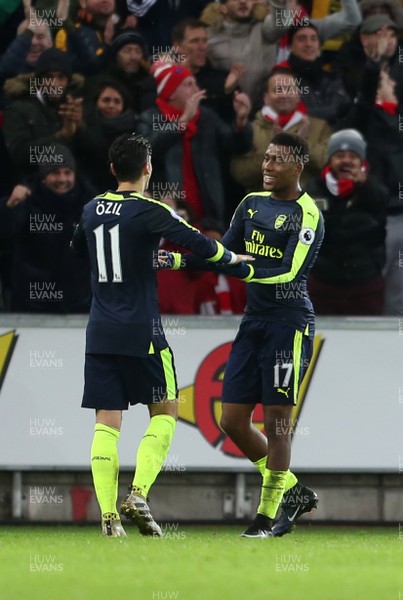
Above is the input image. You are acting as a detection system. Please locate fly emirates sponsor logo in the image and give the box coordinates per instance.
[244,229,283,258]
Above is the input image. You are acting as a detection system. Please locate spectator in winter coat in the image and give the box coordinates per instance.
[55,0,116,75]
[201,0,361,101]
[171,18,238,123]
[275,22,350,124]
[306,129,387,315]
[136,64,252,224]
[82,78,137,191]
[104,28,156,115]
[273,0,362,62]
[0,144,92,313]
[336,56,403,315]
[0,16,53,81]
[336,14,401,101]
[201,0,278,100]
[3,48,103,183]
[126,0,211,49]
[231,68,331,193]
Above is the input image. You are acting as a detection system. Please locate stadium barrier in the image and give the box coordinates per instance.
[0,315,402,522]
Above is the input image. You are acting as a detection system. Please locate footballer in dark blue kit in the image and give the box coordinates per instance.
[167,132,324,538]
[221,133,324,538]
[71,133,252,537]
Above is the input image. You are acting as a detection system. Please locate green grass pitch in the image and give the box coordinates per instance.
[1,525,401,600]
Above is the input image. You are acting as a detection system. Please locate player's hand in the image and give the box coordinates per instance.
[156,249,182,269]
[6,184,31,208]
[233,254,255,264]
[179,89,207,124]
[157,249,171,267]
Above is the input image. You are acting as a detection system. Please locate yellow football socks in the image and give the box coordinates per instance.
[253,456,298,492]
[285,469,298,492]
[257,468,288,519]
[132,414,176,498]
[253,456,267,475]
[91,423,120,517]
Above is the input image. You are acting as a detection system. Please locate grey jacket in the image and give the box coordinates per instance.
[272,0,361,42]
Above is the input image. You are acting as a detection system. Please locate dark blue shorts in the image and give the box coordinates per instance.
[222,320,313,406]
[82,347,178,410]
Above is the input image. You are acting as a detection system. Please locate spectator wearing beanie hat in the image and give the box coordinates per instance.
[3,48,103,183]
[305,128,387,315]
[37,143,76,179]
[359,0,403,30]
[101,28,156,115]
[0,144,94,313]
[34,47,74,80]
[136,63,253,223]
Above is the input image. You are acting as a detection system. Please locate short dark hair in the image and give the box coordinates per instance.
[172,18,206,44]
[288,21,320,46]
[108,133,152,182]
[270,132,310,164]
[91,78,130,112]
[267,67,296,85]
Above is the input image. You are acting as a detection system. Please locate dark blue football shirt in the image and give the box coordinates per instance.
[72,190,236,356]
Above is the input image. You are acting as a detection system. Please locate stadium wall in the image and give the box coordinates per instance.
[0,315,402,523]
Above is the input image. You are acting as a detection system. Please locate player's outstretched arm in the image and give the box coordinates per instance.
[145,201,249,267]
[155,194,254,277]
[157,249,253,279]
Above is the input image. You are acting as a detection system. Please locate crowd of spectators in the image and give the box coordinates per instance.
[0,0,402,316]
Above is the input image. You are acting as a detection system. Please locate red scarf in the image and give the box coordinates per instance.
[262,101,307,130]
[321,164,355,199]
[156,97,204,219]
[375,101,398,115]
